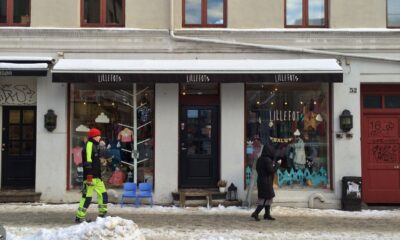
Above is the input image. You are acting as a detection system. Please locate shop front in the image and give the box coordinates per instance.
[0,57,50,191]
[52,58,342,204]
[245,83,330,190]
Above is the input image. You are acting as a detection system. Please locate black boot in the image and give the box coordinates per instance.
[264,205,275,220]
[251,205,264,221]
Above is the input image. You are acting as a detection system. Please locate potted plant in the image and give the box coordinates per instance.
[217,180,227,193]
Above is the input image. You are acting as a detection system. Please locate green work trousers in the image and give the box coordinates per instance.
[76,178,108,220]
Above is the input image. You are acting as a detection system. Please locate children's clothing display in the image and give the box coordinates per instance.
[118,128,133,143]
[293,136,306,169]
[72,146,83,166]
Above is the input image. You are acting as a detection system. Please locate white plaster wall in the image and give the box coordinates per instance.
[332,60,362,199]
[154,83,179,204]
[36,76,68,202]
[332,59,400,200]
[220,83,245,199]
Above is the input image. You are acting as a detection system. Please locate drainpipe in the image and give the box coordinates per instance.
[169,0,400,63]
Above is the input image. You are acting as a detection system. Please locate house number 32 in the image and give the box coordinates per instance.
[349,88,357,93]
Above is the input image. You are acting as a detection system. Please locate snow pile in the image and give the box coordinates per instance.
[8,216,144,240]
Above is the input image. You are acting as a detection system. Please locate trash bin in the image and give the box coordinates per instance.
[341,176,362,211]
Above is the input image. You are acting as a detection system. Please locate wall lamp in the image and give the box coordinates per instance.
[44,109,57,132]
[339,109,353,132]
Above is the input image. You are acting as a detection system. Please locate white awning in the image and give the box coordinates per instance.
[0,56,53,76]
[0,63,49,77]
[52,59,342,83]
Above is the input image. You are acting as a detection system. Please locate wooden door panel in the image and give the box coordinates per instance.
[362,114,400,203]
[366,118,398,139]
[367,170,400,189]
[367,143,399,165]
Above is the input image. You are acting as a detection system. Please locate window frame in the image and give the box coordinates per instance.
[284,0,329,28]
[182,0,227,28]
[0,0,31,27]
[80,0,125,28]
[387,0,400,28]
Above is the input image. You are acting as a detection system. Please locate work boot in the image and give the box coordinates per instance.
[264,205,275,220]
[75,217,91,223]
[251,205,264,221]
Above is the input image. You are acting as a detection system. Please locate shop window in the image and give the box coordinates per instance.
[385,95,400,108]
[0,0,30,26]
[183,0,226,27]
[363,95,381,109]
[388,0,400,28]
[81,0,124,27]
[285,0,328,28]
[245,83,330,189]
[69,84,154,190]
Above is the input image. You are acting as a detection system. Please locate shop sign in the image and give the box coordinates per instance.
[274,74,300,83]
[186,74,211,83]
[269,109,300,122]
[0,83,36,105]
[97,74,122,83]
[0,70,13,76]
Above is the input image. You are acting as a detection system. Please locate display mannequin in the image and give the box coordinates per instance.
[292,129,306,170]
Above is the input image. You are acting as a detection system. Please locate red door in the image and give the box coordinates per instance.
[361,85,400,203]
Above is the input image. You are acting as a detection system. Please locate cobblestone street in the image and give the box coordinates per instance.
[1,204,400,239]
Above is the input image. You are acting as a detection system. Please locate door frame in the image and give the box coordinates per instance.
[178,84,220,188]
[1,106,37,189]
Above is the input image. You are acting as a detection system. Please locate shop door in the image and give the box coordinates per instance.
[180,106,219,188]
[1,107,36,189]
[361,85,400,203]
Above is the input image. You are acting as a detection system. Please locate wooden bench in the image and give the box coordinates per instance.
[179,190,213,208]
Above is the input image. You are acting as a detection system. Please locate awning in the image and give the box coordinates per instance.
[52,59,343,83]
[0,57,53,77]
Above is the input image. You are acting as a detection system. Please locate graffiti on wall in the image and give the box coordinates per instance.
[371,144,398,163]
[0,84,36,105]
[368,119,396,137]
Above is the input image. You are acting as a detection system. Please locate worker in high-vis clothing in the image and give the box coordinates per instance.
[75,128,108,223]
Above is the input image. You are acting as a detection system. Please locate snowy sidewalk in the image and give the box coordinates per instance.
[1,203,400,240]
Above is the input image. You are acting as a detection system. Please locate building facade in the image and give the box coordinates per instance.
[0,0,400,207]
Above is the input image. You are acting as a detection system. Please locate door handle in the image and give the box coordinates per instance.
[181,147,187,150]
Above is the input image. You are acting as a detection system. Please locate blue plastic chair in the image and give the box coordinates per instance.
[120,182,137,208]
[136,183,153,208]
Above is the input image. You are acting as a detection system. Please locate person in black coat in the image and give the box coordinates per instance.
[251,144,281,221]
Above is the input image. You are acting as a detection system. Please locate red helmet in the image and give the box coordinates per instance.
[88,128,101,138]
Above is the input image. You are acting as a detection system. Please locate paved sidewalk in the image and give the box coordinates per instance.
[1,204,400,239]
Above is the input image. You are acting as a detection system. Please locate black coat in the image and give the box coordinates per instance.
[256,145,279,199]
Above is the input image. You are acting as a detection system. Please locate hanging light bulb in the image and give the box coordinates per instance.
[256,100,260,105]
[274,87,278,92]
[284,101,288,106]
[271,102,274,105]
[300,101,304,105]
[182,91,186,96]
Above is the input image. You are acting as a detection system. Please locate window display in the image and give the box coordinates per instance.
[245,83,329,189]
[69,83,154,189]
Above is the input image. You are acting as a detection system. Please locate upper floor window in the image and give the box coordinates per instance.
[183,0,227,27]
[81,0,124,27]
[388,0,400,28]
[285,0,328,28]
[0,0,30,26]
